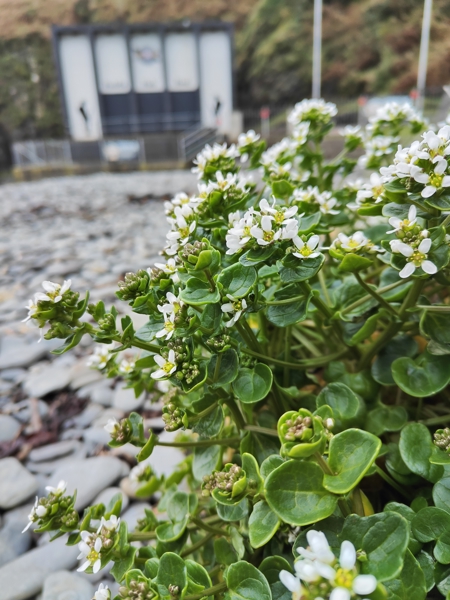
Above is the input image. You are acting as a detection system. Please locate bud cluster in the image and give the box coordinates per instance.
[202,464,245,497]
[175,361,201,385]
[104,417,133,444]
[434,428,450,452]
[23,480,79,533]
[283,414,313,442]
[180,240,209,263]
[119,581,155,600]
[206,334,232,353]
[117,270,150,301]
[162,402,187,432]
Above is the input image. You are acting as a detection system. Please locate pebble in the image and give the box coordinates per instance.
[0,368,26,383]
[0,457,39,509]
[42,570,94,600]
[82,427,111,448]
[0,535,79,600]
[28,440,81,463]
[112,386,144,412]
[91,408,124,429]
[77,381,113,407]
[0,414,21,443]
[23,363,72,398]
[70,403,104,429]
[47,456,128,509]
[0,504,33,567]
[121,502,152,532]
[0,341,48,370]
[69,362,103,390]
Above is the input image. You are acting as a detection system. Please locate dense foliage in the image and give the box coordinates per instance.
[23,100,450,599]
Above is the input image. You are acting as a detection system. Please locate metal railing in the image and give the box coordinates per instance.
[12,140,72,167]
[178,126,218,162]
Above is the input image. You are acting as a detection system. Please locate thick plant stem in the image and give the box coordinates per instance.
[184,582,228,600]
[358,279,425,370]
[420,415,450,426]
[338,279,407,317]
[180,532,215,557]
[191,517,229,536]
[374,465,411,500]
[241,346,349,369]
[351,488,365,517]
[354,272,399,317]
[224,397,246,430]
[244,424,279,438]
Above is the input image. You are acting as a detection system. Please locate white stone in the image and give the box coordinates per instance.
[42,570,94,600]
[113,386,144,412]
[0,415,20,443]
[0,458,38,509]
[121,502,152,532]
[23,363,72,398]
[92,486,129,512]
[0,504,33,567]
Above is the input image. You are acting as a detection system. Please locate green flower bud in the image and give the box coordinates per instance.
[434,428,450,452]
[162,403,188,432]
[278,409,328,458]
[117,270,150,301]
[202,463,247,503]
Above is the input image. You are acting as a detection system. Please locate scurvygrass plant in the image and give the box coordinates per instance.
[23,99,450,599]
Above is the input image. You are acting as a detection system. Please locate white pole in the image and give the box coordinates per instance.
[312,0,322,99]
[416,0,433,113]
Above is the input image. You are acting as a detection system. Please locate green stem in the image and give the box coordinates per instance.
[234,320,257,351]
[241,346,349,369]
[351,488,365,517]
[114,335,161,354]
[265,294,306,306]
[442,213,450,228]
[354,272,399,317]
[244,425,279,438]
[213,353,222,383]
[242,318,262,351]
[375,465,411,500]
[416,305,450,313]
[180,532,215,558]
[420,415,450,426]
[337,279,407,318]
[189,402,219,423]
[291,328,322,357]
[156,437,240,448]
[224,397,246,430]
[184,582,228,600]
[283,325,291,387]
[191,517,229,536]
[314,452,352,517]
[204,269,216,292]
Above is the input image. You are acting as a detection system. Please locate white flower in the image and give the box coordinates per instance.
[279,531,378,600]
[342,124,362,138]
[412,158,450,198]
[221,294,247,328]
[293,235,320,259]
[93,583,110,600]
[213,170,238,191]
[156,313,176,340]
[391,238,437,278]
[97,515,120,533]
[225,210,255,255]
[354,173,385,207]
[77,531,103,574]
[151,349,177,380]
[158,292,183,317]
[45,480,67,496]
[22,298,38,322]
[387,205,417,233]
[191,142,238,177]
[317,192,340,215]
[288,99,337,125]
[34,279,71,304]
[292,122,310,146]
[118,359,135,375]
[153,258,179,283]
[251,215,282,246]
[165,207,196,254]
[238,129,260,148]
[22,496,48,532]
[292,186,320,204]
[104,418,119,435]
[336,231,369,252]
[259,198,298,223]
[87,344,114,370]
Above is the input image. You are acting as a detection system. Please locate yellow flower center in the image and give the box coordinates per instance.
[334,568,354,589]
[179,226,190,238]
[87,548,100,565]
[274,211,285,224]
[409,250,426,267]
[300,246,312,257]
[373,185,383,198]
[263,230,275,242]
[430,172,444,188]
[232,300,243,312]
[163,361,175,373]
[165,321,175,332]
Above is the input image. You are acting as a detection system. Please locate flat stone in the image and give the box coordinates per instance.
[71,403,104,429]
[69,362,103,390]
[0,368,26,383]
[5,399,49,424]
[0,415,21,443]
[92,486,129,512]
[28,440,80,463]
[47,456,127,510]
[0,342,48,370]
[0,535,79,600]
[91,408,124,429]
[0,504,33,567]
[42,570,94,600]
[0,458,38,509]
[82,427,111,447]
[112,386,144,412]
[77,381,113,407]
[23,364,71,398]
[146,431,185,478]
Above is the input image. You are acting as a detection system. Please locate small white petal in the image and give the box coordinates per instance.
[279,570,301,593]
[339,540,356,569]
[421,260,437,274]
[353,574,377,595]
[399,262,416,278]
[418,237,432,254]
[422,185,436,198]
[329,588,351,600]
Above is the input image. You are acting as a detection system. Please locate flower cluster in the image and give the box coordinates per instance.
[22,480,79,533]
[192,142,239,180]
[78,515,120,573]
[288,99,338,127]
[279,531,379,600]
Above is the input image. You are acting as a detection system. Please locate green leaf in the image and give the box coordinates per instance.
[341,512,410,581]
[338,253,373,273]
[242,453,264,493]
[260,455,285,479]
[136,431,158,462]
[240,431,280,464]
[218,263,257,298]
[399,423,443,483]
[266,287,313,327]
[225,561,272,600]
[199,303,222,335]
[342,313,380,346]
[271,179,295,198]
[156,552,188,600]
[248,500,280,548]
[392,351,450,397]
[416,550,435,592]
[207,349,239,387]
[384,549,427,600]
[279,254,325,284]
[240,246,276,266]
[298,212,321,234]
[259,557,292,600]
[265,460,338,526]
[216,498,249,522]
[185,560,212,597]
[192,405,224,439]
[421,310,450,345]
[135,319,164,343]
[316,382,362,431]
[411,507,450,563]
[366,405,408,436]
[372,335,418,385]
[180,278,220,305]
[433,472,450,514]
[233,363,273,404]
[192,445,222,481]
[110,546,137,582]
[324,428,381,494]
[214,537,239,565]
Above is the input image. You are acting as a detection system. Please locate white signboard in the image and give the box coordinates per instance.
[59,35,102,141]
[165,33,198,92]
[199,32,233,134]
[130,34,165,93]
[95,34,131,94]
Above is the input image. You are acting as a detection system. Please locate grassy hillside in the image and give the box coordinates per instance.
[1,0,450,138]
